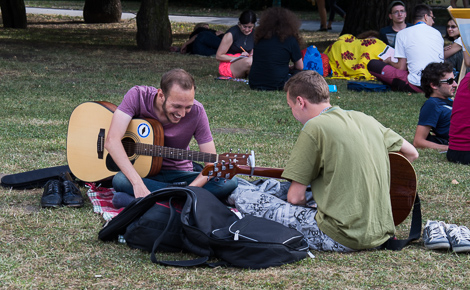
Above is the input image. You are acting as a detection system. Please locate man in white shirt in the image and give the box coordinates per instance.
[368,4,444,93]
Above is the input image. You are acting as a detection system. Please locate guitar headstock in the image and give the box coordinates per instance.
[218,150,255,167]
[201,163,240,180]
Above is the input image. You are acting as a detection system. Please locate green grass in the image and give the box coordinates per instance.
[1,13,470,289]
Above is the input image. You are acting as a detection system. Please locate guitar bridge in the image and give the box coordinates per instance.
[97,129,105,159]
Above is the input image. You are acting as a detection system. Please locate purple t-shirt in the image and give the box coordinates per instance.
[117,85,213,171]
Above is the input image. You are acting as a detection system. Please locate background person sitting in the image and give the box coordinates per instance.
[324,31,388,81]
[413,62,456,151]
[444,18,468,77]
[216,10,256,78]
[180,23,225,56]
[368,4,443,93]
[447,72,470,164]
[248,7,304,91]
[379,1,412,48]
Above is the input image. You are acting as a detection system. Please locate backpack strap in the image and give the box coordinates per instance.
[382,194,422,250]
[150,196,211,267]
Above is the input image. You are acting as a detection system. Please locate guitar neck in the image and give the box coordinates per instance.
[234,165,285,179]
[132,142,219,163]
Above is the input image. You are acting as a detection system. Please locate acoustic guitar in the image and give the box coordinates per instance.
[202,152,417,226]
[66,101,253,182]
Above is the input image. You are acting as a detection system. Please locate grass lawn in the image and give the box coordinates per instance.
[0,12,469,289]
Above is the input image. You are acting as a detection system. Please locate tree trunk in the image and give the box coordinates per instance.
[341,0,423,36]
[0,0,27,28]
[136,0,172,51]
[83,0,122,23]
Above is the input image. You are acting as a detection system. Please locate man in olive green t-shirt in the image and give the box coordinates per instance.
[280,71,419,251]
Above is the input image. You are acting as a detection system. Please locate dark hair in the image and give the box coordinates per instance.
[412,4,432,22]
[356,30,380,39]
[420,62,453,98]
[445,18,460,41]
[239,10,257,25]
[160,68,195,96]
[254,7,303,45]
[284,70,329,104]
[388,0,405,13]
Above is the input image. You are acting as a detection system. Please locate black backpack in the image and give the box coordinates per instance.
[98,186,310,269]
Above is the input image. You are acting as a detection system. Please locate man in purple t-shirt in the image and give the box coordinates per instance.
[105,69,237,206]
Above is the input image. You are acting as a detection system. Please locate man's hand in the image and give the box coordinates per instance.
[287,181,308,205]
[133,182,151,198]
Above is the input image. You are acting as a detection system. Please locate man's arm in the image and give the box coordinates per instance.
[180,35,198,54]
[413,125,449,151]
[385,57,407,70]
[399,139,419,162]
[104,109,151,198]
[287,181,308,206]
[187,140,216,187]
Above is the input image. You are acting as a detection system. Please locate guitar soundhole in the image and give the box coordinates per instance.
[122,137,136,158]
[104,137,137,173]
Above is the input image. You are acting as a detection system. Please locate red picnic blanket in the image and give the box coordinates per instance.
[86,183,123,221]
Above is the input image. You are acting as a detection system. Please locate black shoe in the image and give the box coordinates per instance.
[41,179,63,208]
[62,180,84,208]
[317,27,328,32]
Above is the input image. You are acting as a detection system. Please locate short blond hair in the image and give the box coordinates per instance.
[284,71,329,104]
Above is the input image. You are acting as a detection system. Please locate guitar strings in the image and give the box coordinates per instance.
[121,141,250,164]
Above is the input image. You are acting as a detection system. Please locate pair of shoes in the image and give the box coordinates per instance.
[40,178,84,208]
[445,224,470,253]
[423,220,450,250]
[423,220,470,253]
[317,27,328,32]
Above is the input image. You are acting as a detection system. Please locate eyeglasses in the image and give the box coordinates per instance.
[440,77,457,85]
[392,10,406,15]
[447,25,458,29]
[426,14,435,20]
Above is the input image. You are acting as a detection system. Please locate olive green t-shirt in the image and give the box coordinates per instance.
[282,107,403,250]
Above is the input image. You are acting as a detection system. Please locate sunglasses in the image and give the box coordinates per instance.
[440,77,457,85]
[447,25,458,29]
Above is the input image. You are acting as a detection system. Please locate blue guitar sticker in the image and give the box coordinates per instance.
[137,123,150,138]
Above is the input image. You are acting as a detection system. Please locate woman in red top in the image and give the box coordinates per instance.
[447,73,470,164]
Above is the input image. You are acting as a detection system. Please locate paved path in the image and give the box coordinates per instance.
[25,7,446,34]
[25,7,344,33]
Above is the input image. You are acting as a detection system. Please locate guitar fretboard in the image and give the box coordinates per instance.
[127,142,219,163]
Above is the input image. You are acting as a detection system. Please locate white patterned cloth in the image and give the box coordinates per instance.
[227,178,355,252]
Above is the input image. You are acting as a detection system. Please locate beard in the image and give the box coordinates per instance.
[162,97,181,124]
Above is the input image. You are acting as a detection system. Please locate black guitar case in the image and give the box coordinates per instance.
[1,165,72,189]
